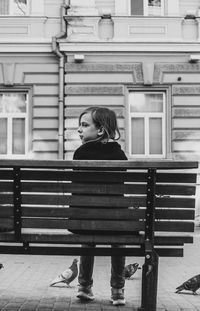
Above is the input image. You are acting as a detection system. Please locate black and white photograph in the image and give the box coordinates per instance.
[0,1,200,310]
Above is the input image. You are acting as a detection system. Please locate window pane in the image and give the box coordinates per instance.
[149,118,162,154]
[0,93,26,113]
[0,0,9,15]
[12,118,25,154]
[0,118,7,154]
[130,93,163,113]
[13,0,27,15]
[131,0,143,15]
[131,118,144,154]
[149,0,161,7]
[148,0,162,15]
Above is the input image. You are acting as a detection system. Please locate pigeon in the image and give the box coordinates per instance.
[175,274,200,295]
[124,263,141,279]
[50,258,78,287]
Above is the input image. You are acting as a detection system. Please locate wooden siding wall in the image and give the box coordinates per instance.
[0,55,59,159]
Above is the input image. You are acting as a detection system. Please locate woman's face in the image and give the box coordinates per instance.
[78,112,100,144]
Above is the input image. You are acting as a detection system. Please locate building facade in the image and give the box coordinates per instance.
[0,0,200,219]
[0,0,64,160]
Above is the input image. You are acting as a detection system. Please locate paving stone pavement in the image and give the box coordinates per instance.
[0,231,200,310]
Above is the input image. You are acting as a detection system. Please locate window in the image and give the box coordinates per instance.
[0,92,29,157]
[144,0,164,16]
[0,0,29,15]
[130,0,164,16]
[129,91,166,158]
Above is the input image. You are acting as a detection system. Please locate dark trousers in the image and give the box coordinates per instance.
[78,244,126,289]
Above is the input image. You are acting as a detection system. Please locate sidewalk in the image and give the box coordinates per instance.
[0,231,200,310]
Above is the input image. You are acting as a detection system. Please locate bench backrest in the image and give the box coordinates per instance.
[0,160,198,256]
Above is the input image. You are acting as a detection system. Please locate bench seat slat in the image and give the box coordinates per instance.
[156,185,196,196]
[21,182,147,194]
[66,220,144,231]
[21,207,145,219]
[19,182,196,196]
[155,236,193,245]
[156,173,197,183]
[0,169,13,180]
[0,182,13,192]
[156,197,195,208]
[0,245,145,256]
[0,194,13,204]
[1,231,144,244]
[22,232,144,244]
[21,170,148,182]
[20,232,193,245]
[17,170,196,184]
[21,218,194,232]
[155,209,194,220]
[0,230,193,245]
[0,207,195,220]
[20,207,194,220]
[20,194,195,209]
[0,205,13,217]
[155,221,194,232]
[154,248,183,257]
[0,244,184,257]
[22,218,145,231]
[20,182,197,196]
[0,159,198,169]
[69,220,194,232]
[0,218,13,231]
[21,194,147,207]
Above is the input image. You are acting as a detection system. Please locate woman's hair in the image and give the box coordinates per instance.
[79,106,121,143]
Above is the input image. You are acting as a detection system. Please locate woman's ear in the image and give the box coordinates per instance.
[97,127,104,136]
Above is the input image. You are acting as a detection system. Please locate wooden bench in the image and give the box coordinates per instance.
[0,159,198,311]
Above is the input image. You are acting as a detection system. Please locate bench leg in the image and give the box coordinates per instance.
[140,250,159,311]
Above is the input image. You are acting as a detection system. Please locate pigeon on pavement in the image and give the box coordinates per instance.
[50,258,78,287]
[124,263,141,279]
[175,274,200,294]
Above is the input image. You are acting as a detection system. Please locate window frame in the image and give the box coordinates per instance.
[126,87,170,159]
[0,0,30,16]
[129,0,165,16]
[144,0,164,16]
[0,89,32,159]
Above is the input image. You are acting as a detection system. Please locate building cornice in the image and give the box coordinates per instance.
[0,39,52,53]
[59,41,200,54]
